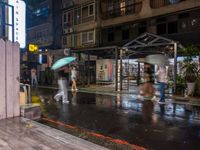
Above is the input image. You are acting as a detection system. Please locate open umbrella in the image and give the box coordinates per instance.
[145,54,169,66]
[51,56,76,70]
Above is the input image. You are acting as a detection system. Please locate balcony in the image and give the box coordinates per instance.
[150,0,186,8]
[101,0,142,19]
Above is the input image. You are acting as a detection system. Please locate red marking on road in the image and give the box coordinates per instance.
[42,117,147,150]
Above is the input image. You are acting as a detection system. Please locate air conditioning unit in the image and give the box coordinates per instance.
[63,28,73,34]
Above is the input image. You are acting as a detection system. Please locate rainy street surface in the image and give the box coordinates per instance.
[33,88,200,150]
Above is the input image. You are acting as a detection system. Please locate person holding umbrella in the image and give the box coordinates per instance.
[156,66,168,104]
[71,66,78,91]
[51,56,76,103]
[145,54,169,104]
[54,68,69,103]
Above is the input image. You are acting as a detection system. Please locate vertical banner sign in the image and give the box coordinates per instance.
[8,0,26,48]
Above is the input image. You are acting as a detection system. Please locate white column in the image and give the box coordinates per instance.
[0,39,6,119]
[6,41,14,118]
[13,42,20,117]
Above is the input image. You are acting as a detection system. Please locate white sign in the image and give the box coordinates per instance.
[8,0,26,48]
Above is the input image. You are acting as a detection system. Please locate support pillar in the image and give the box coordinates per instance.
[137,62,140,85]
[120,49,123,91]
[87,54,90,86]
[174,42,177,93]
[115,48,118,91]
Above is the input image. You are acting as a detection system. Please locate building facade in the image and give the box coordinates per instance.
[61,0,99,49]
[26,0,53,49]
[61,0,200,50]
[100,0,200,46]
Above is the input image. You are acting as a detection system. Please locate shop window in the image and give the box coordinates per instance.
[157,23,166,35]
[107,28,114,42]
[168,21,178,34]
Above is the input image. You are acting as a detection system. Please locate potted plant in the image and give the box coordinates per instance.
[181,45,199,96]
[175,74,186,96]
[193,75,200,97]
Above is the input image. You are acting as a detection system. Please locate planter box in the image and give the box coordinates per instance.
[20,104,41,120]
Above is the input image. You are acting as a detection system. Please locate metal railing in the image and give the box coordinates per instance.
[150,0,186,8]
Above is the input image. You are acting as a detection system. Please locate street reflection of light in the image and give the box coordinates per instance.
[116,94,121,107]
[152,114,158,123]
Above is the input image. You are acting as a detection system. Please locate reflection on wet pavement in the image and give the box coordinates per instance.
[33,88,200,150]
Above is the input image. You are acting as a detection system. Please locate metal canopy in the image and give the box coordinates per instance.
[119,32,182,93]
[122,32,183,53]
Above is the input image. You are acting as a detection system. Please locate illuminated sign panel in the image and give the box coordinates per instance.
[28,44,38,52]
[8,0,26,48]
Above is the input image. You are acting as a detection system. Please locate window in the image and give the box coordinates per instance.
[120,0,125,15]
[150,0,184,8]
[103,0,142,19]
[107,28,114,42]
[168,21,178,34]
[89,4,94,16]
[63,37,67,45]
[157,23,166,35]
[178,13,189,19]
[82,31,94,44]
[156,17,166,35]
[63,14,67,23]
[138,22,147,34]
[63,11,73,26]
[74,8,81,25]
[82,3,94,18]
[88,31,94,42]
[122,26,129,40]
[82,32,87,43]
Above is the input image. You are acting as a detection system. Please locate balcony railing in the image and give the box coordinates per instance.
[101,1,142,19]
[150,0,186,8]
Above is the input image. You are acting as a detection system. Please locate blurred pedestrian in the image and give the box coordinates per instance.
[156,66,168,104]
[31,68,38,86]
[139,74,155,100]
[139,75,155,123]
[71,66,78,91]
[54,69,69,103]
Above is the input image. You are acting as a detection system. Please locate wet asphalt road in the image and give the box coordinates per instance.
[33,88,200,150]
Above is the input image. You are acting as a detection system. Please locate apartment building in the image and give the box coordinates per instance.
[26,0,53,49]
[100,0,200,46]
[62,0,98,49]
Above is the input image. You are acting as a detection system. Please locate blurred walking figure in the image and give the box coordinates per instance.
[54,70,69,103]
[139,74,156,100]
[156,66,168,104]
[71,66,78,91]
[139,75,155,123]
[31,68,38,86]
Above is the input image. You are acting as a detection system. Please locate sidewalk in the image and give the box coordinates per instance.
[0,117,109,150]
[37,84,200,106]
